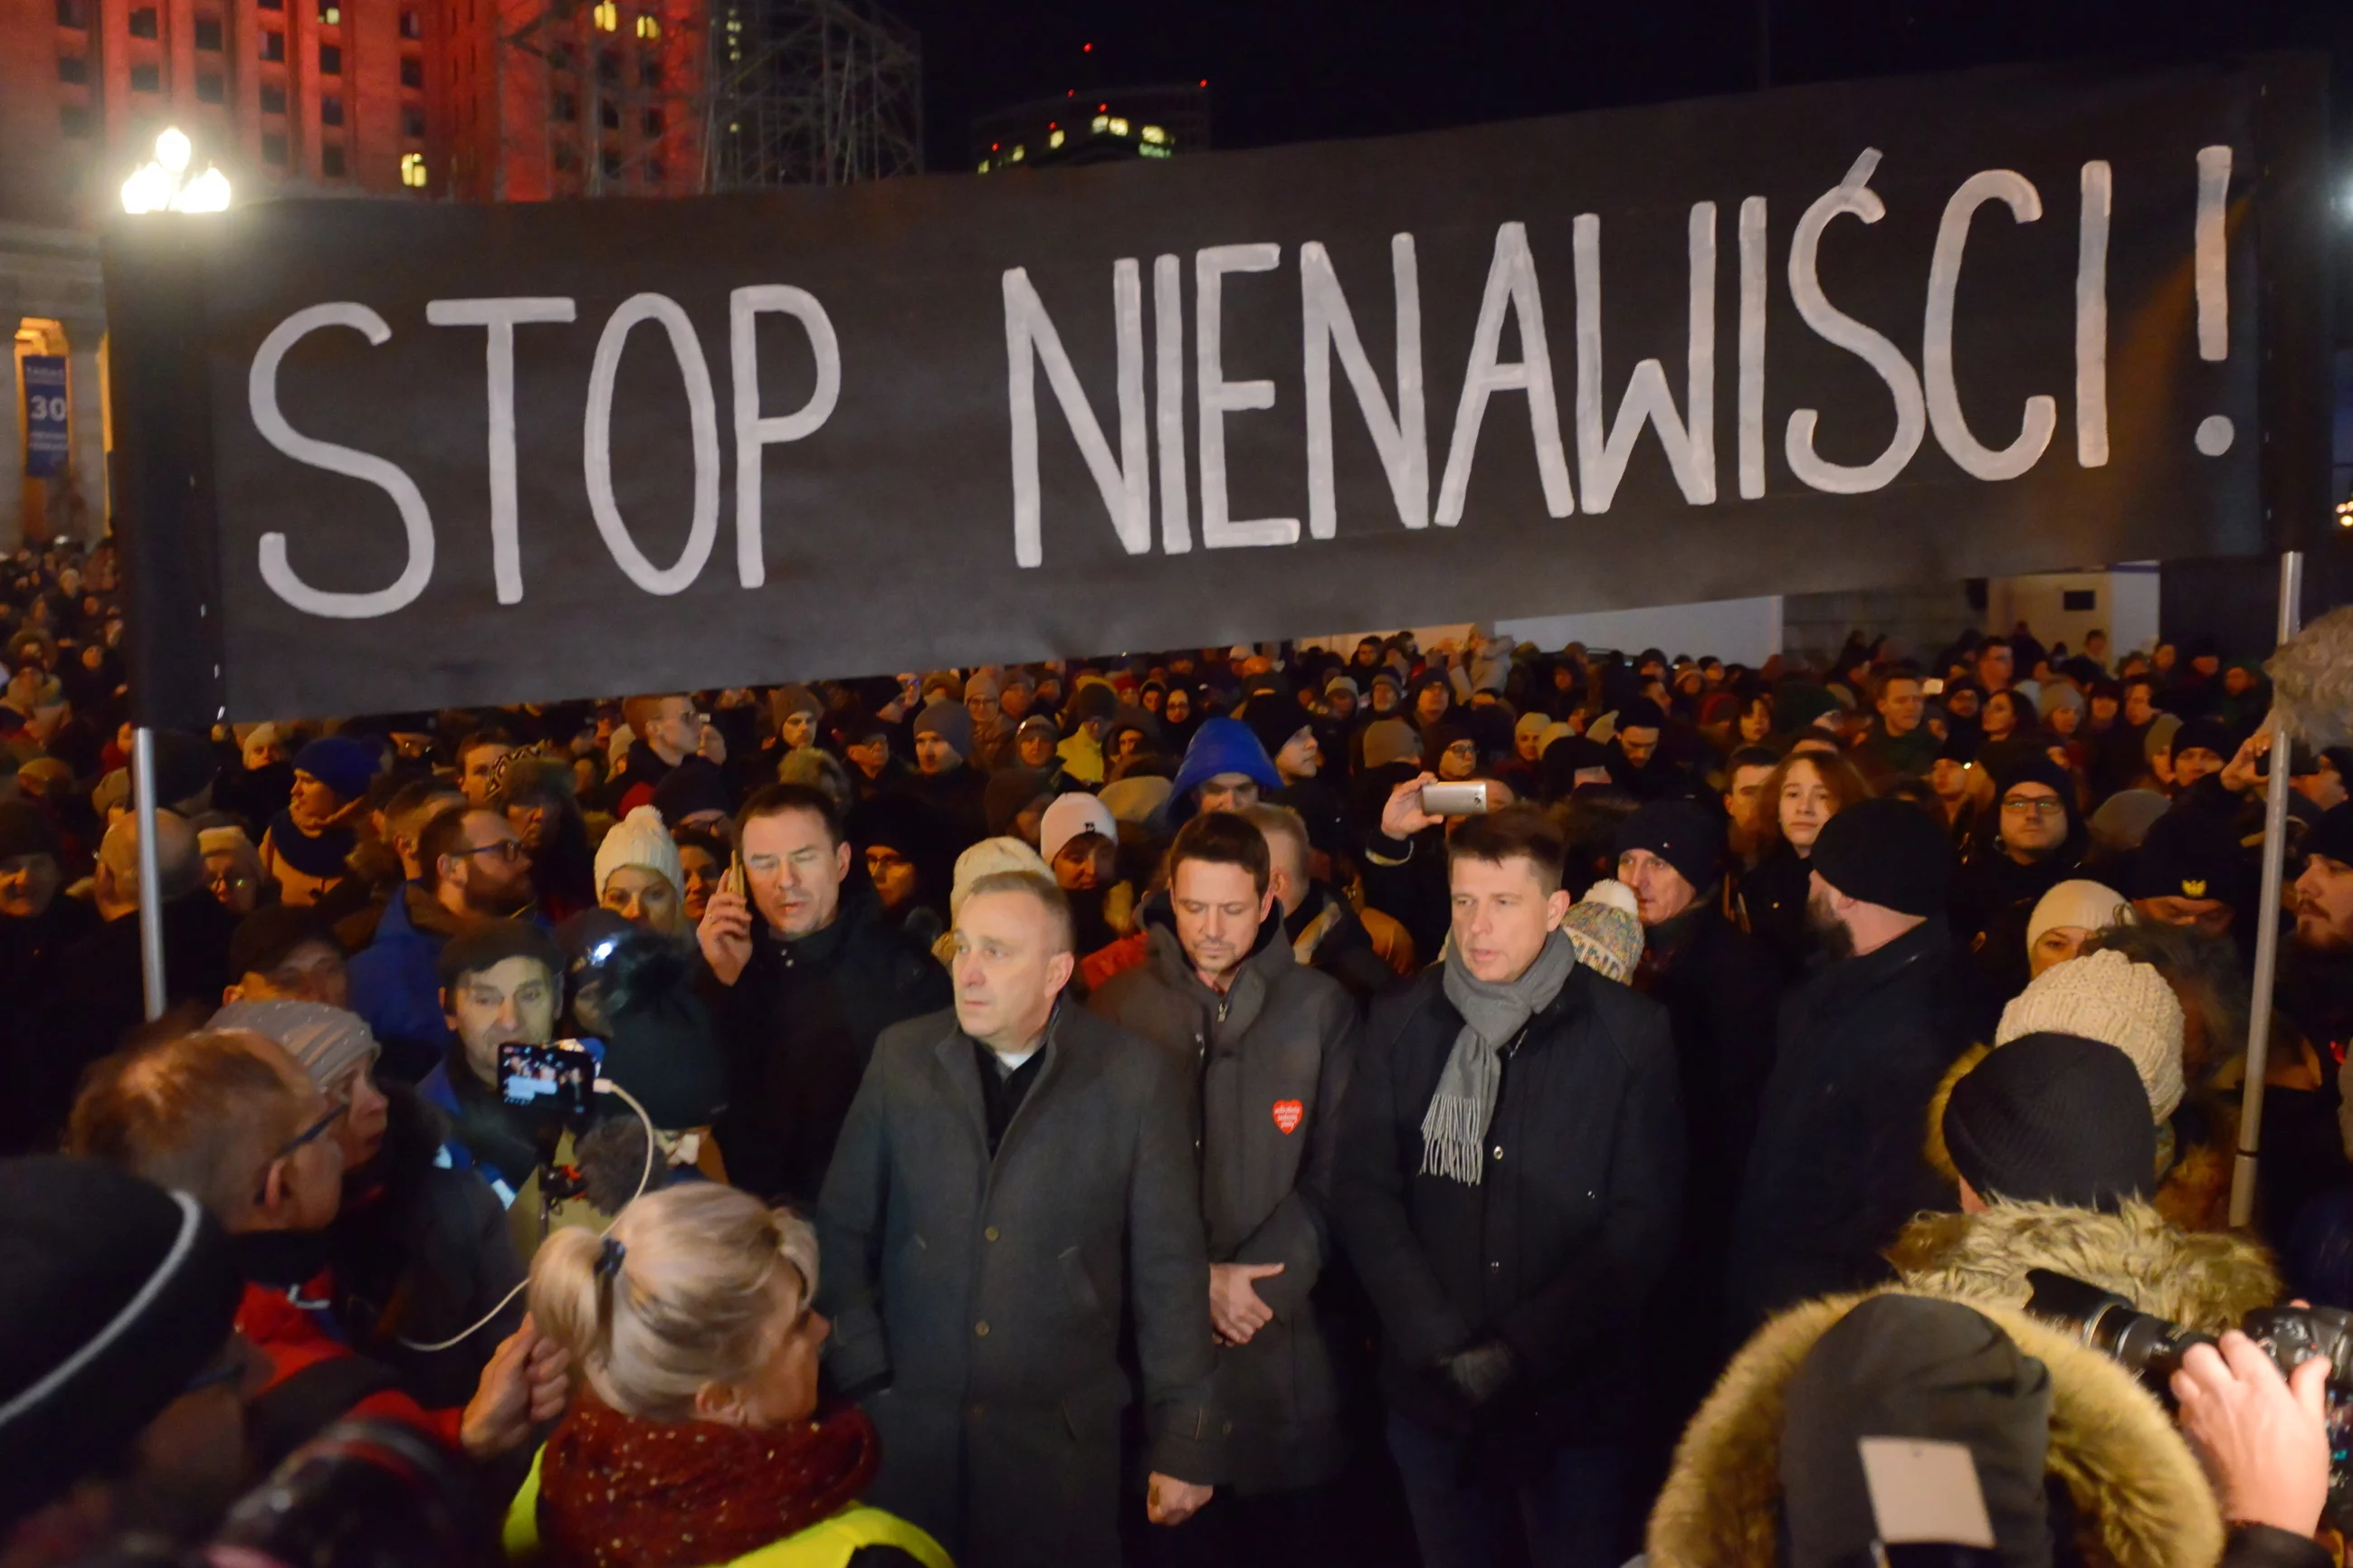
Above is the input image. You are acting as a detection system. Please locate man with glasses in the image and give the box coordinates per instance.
[66,1027,565,1472]
[1951,755,2086,1002]
[348,806,538,1082]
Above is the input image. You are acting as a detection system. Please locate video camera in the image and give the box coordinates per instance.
[2026,1268,2353,1529]
[496,1037,605,1209]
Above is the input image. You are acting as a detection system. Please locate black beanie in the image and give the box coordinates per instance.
[1615,696,1668,732]
[1616,799,1724,893]
[0,1157,243,1525]
[2129,808,2247,905]
[1994,753,2075,807]
[2171,717,2235,764]
[437,917,564,993]
[2306,802,2353,869]
[0,802,62,863]
[1943,1031,2157,1211]
[1809,797,1951,917]
[1779,1295,2053,1568]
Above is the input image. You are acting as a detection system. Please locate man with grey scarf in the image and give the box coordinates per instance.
[1335,803,1684,1568]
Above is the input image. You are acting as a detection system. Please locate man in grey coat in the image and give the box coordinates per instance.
[1090,812,1358,1555]
[818,869,1222,1568]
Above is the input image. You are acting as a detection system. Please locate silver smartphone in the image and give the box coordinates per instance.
[1420,781,1491,817]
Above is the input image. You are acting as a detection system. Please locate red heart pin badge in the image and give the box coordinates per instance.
[1272,1099,1304,1135]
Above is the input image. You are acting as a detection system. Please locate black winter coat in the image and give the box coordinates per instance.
[1089,909,1359,1494]
[703,886,951,1203]
[1334,963,1684,1443]
[816,1003,1219,1568]
[1284,881,1398,1007]
[1727,918,1990,1335]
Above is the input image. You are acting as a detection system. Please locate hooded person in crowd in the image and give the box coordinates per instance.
[257,735,380,908]
[212,995,527,1411]
[347,804,538,1081]
[696,784,949,1205]
[67,1026,567,1471]
[0,1157,252,1567]
[1953,754,2091,1002]
[1088,813,1360,1552]
[818,870,1222,1566]
[1730,798,1992,1335]
[1057,680,1122,786]
[511,1183,950,1568]
[1337,806,1682,1568]
[1167,716,1286,829]
[595,804,687,936]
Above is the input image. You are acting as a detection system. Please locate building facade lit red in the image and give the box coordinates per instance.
[0,0,706,225]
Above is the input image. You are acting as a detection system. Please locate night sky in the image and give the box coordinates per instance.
[891,0,2352,171]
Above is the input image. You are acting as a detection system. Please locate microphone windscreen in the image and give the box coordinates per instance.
[2268,605,2353,747]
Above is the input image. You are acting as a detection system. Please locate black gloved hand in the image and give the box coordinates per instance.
[1442,1339,1518,1406]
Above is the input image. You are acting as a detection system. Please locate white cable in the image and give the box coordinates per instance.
[395,1078,658,1354]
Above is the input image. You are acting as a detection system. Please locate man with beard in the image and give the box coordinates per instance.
[1606,697,1685,802]
[348,806,537,1081]
[1729,798,1988,1335]
[2282,804,2353,1058]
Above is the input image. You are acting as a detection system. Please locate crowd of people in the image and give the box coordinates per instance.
[2,534,2350,1568]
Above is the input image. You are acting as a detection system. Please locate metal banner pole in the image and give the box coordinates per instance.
[131,725,167,1021]
[2229,549,2304,1228]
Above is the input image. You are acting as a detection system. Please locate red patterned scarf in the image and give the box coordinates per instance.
[538,1397,881,1568]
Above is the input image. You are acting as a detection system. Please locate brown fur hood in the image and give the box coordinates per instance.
[1645,1291,2222,1568]
[1885,1198,2280,1337]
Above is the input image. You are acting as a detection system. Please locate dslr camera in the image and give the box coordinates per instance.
[2026,1268,2353,1528]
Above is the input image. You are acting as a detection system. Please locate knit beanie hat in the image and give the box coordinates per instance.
[1362,717,1424,771]
[0,1157,244,1526]
[964,672,1001,706]
[1513,711,1550,746]
[1615,800,1725,895]
[291,734,380,803]
[1561,879,1643,983]
[2171,717,2234,763]
[1326,674,1360,700]
[1809,797,1950,917]
[1099,775,1173,825]
[771,684,824,723]
[1015,713,1060,747]
[2024,879,2131,950]
[2129,807,2247,907]
[0,801,60,862]
[1069,680,1121,728]
[913,700,973,759]
[1777,1294,2053,1568]
[1537,720,1576,755]
[1996,947,2186,1121]
[2307,802,2353,869]
[1369,670,1404,699]
[210,998,380,1088]
[1943,1030,2158,1210]
[921,671,964,704]
[595,805,683,898]
[2143,711,2183,765]
[1039,792,1117,866]
[949,836,1052,918]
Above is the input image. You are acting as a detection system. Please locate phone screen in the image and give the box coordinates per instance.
[497,1040,601,1120]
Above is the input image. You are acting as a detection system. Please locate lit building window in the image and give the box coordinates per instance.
[1048,128,1064,148]
[592,0,616,30]
[1107,117,1129,137]
[634,13,657,38]
[1008,144,1023,162]
[976,157,989,173]
[1089,114,1107,133]
[400,151,428,186]
[1141,125,1167,146]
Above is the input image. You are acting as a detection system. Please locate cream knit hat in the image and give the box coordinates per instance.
[949,836,1052,918]
[1561,879,1643,984]
[1995,946,2186,1121]
[2024,879,2133,951]
[595,804,682,898]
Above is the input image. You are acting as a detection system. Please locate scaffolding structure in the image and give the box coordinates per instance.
[701,0,923,192]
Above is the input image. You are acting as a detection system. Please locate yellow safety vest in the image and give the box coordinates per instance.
[503,1445,951,1568]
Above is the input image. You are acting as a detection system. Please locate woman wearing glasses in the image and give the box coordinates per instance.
[1951,753,2090,1003]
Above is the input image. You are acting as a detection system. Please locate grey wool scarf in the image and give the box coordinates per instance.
[1423,929,1579,1185]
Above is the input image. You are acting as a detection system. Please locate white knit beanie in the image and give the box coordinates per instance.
[1995,946,2186,1121]
[2024,879,2133,951]
[949,836,1052,918]
[595,804,682,898]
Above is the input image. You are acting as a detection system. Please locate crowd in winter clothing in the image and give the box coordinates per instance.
[2,535,2351,1568]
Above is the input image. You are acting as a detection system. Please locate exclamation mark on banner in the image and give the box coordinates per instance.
[2193,145,2234,457]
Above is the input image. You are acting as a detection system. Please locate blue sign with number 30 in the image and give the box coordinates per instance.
[21,356,67,479]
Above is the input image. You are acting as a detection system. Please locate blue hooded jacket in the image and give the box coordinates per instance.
[1164,717,1284,826]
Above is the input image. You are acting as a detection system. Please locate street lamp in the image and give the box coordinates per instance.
[120,126,232,214]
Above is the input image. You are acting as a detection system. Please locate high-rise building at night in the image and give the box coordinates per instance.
[972,82,1208,176]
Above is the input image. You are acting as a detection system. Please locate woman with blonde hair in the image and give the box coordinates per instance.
[508,1184,949,1568]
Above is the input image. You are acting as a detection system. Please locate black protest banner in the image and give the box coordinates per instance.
[105,57,2329,725]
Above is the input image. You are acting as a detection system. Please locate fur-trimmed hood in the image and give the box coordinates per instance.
[1645,1291,2222,1568]
[1885,1197,2280,1337]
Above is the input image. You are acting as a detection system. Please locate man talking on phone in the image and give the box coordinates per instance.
[697,783,949,1203]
